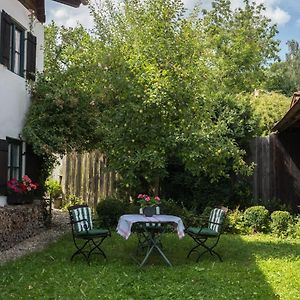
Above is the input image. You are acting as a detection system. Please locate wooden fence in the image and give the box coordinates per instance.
[249,133,300,211]
[54,132,300,212]
[54,151,117,209]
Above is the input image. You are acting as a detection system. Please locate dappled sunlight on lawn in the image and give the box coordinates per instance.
[240,235,300,300]
[1,233,299,299]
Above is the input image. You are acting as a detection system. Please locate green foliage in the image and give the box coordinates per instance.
[256,197,292,214]
[224,207,245,234]
[62,194,85,210]
[24,0,279,198]
[265,40,300,96]
[23,25,101,157]
[45,178,62,200]
[96,197,126,227]
[243,91,290,136]
[293,216,300,238]
[162,156,253,213]
[270,211,293,237]
[243,206,269,233]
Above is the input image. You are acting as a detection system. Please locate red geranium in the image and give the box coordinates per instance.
[7,175,38,194]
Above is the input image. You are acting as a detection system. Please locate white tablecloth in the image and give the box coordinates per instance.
[117,214,185,240]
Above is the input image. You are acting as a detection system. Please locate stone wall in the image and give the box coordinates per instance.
[0,203,44,251]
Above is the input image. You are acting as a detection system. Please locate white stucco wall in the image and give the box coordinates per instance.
[0,0,44,141]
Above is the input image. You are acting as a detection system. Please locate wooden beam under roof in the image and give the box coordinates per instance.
[18,0,86,23]
[52,0,82,8]
[273,92,300,133]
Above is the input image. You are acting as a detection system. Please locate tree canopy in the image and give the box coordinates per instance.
[24,0,280,196]
[265,40,300,96]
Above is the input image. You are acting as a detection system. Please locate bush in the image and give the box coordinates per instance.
[224,207,245,234]
[293,216,300,238]
[243,206,269,233]
[160,199,184,216]
[96,197,126,227]
[45,178,62,200]
[288,215,300,239]
[270,210,293,237]
[62,194,85,210]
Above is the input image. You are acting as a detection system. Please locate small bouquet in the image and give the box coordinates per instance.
[137,194,161,208]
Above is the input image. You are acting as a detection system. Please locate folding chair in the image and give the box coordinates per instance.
[68,204,111,263]
[186,208,226,262]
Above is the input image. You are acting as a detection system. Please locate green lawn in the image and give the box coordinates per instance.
[1,233,299,299]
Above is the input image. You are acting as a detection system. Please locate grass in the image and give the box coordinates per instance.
[1,232,299,299]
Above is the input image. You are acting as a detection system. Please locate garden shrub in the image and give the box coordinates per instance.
[160,199,185,216]
[45,178,62,200]
[288,215,300,239]
[293,216,300,238]
[62,194,85,210]
[243,206,269,233]
[270,210,293,237]
[96,197,126,227]
[224,207,245,234]
[159,198,202,227]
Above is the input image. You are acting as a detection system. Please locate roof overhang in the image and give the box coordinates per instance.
[52,0,82,8]
[273,92,300,133]
[18,0,87,23]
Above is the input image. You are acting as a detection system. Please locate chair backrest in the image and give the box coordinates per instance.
[69,204,93,232]
[208,208,225,233]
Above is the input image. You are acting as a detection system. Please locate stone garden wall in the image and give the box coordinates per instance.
[0,203,44,251]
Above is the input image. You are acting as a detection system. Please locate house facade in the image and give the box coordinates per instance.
[0,0,85,206]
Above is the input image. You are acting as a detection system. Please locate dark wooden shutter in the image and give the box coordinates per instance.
[0,139,8,195]
[25,144,43,184]
[26,32,37,80]
[0,10,12,68]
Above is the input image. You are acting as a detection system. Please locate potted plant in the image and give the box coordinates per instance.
[45,178,63,209]
[7,175,38,205]
[137,194,161,217]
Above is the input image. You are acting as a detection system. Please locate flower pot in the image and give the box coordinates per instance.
[7,194,33,205]
[143,206,157,217]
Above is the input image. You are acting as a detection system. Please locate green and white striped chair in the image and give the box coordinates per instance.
[68,204,111,263]
[186,208,226,262]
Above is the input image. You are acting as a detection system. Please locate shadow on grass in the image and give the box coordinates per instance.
[1,232,298,299]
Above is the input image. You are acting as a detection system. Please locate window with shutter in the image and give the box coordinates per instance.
[26,32,37,80]
[0,10,25,77]
[0,11,11,68]
[7,138,23,181]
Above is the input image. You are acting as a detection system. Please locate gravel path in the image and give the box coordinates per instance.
[0,209,69,265]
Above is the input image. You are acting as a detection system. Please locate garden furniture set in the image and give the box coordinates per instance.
[68,205,226,266]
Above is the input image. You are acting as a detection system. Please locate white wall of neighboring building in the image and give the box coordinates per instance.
[0,0,44,141]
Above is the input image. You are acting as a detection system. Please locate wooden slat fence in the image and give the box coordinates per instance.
[249,133,300,211]
[54,133,300,212]
[56,151,117,209]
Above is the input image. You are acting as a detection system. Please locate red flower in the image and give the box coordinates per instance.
[137,194,161,208]
[7,175,38,194]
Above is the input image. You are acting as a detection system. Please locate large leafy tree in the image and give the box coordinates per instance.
[24,0,279,200]
[246,91,290,136]
[265,40,300,96]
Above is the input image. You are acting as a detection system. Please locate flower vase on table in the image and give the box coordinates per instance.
[143,206,157,217]
[137,194,161,217]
